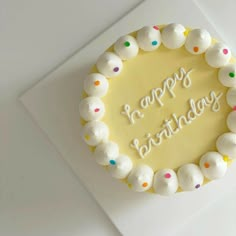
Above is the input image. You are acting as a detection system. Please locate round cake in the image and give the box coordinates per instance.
[79,23,236,196]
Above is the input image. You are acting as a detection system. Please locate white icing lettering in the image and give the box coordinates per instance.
[139,67,193,109]
[121,104,144,124]
[130,91,222,158]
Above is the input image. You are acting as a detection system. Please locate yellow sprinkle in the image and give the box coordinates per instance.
[223,156,233,165]
[184,29,190,36]
[84,134,90,141]
[223,155,230,162]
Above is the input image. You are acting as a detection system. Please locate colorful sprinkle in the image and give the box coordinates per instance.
[164,173,171,179]
[193,46,199,52]
[94,80,100,86]
[124,41,130,47]
[152,40,158,46]
[184,29,190,36]
[113,67,119,72]
[84,135,90,141]
[223,156,230,162]
[94,108,100,112]
[128,183,132,189]
[204,162,210,168]
[195,184,200,189]
[142,182,148,187]
[229,72,235,78]
[109,160,116,165]
[233,106,236,111]
[153,26,159,30]
[223,48,228,55]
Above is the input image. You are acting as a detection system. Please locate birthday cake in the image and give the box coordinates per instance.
[79,23,236,195]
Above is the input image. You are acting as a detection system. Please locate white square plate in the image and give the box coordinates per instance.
[20,0,236,235]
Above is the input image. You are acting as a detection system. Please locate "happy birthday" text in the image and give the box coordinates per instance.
[121,67,193,124]
[130,91,223,158]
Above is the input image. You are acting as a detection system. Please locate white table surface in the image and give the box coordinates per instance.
[1,0,236,235]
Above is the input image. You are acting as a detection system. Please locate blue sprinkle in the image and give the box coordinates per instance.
[152,40,158,46]
[109,160,116,165]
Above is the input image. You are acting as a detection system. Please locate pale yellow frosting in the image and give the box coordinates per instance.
[81,25,236,194]
[100,35,231,172]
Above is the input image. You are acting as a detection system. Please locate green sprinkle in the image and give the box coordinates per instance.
[229,72,235,78]
[109,160,116,165]
[124,41,130,47]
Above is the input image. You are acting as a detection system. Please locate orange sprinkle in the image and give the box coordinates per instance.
[94,80,100,86]
[193,46,199,52]
[142,182,148,187]
[204,162,210,168]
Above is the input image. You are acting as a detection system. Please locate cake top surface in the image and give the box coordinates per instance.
[79,23,236,195]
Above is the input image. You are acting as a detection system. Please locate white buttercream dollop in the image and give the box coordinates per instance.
[216,132,236,159]
[227,111,236,133]
[94,141,119,166]
[108,154,133,179]
[136,26,161,51]
[82,121,109,146]
[83,73,109,97]
[153,169,178,196]
[127,165,154,192]
[114,35,139,60]
[96,52,123,78]
[205,42,231,68]
[218,64,236,87]
[199,152,227,180]
[185,28,211,54]
[177,164,204,191]
[226,88,236,108]
[161,23,186,49]
[79,96,105,121]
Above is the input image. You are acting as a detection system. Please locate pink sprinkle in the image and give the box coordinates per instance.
[223,48,228,55]
[94,108,100,112]
[164,173,171,179]
[153,26,159,30]
[233,106,236,111]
